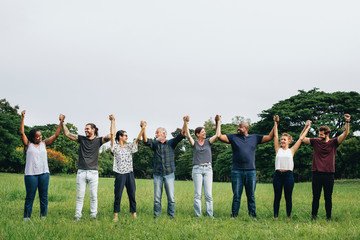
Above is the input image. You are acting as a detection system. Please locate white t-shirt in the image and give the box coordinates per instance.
[275,148,293,171]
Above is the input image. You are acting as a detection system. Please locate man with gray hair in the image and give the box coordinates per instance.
[142,119,186,218]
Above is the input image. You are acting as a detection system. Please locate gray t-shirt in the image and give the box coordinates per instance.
[77,135,103,170]
[192,138,212,165]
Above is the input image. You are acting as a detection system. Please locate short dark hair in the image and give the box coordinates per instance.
[28,128,40,143]
[194,127,204,137]
[86,123,98,137]
[115,130,126,143]
[319,126,331,135]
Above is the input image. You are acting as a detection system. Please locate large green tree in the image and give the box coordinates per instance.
[252,88,360,182]
[0,99,23,172]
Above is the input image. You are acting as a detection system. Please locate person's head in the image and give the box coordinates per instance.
[237,122,249,136]
[85,123,98,138]
[318,126,331,140]
[115,130,128,143]
[155,127,167,142]
[280,133,293,148]
[195,127,206,139]
[28,128,42,144]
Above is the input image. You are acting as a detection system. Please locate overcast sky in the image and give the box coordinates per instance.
[1,0,359,144]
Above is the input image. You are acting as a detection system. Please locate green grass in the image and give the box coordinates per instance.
[0,173,359,239]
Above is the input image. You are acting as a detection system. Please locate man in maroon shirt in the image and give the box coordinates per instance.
[303,114,351,221]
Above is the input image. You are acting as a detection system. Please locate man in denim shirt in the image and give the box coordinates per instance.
[143,119,186,218]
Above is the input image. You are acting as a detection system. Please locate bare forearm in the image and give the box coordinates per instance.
[62,123,78,141]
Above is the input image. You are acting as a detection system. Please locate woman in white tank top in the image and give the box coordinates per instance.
[19,110,64,221]
[272,116,311,221]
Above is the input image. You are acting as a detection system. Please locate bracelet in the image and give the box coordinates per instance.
[346,121,350,123]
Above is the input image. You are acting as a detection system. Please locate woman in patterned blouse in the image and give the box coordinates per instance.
[109,114,146,221]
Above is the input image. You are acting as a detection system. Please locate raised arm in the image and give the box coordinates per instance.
[181,116,186,136]
[209,115,221,144]
[141,121,148,143]
[337,114,351,144]
[290,120,311,155]
[183,116,195,146]
[19,110,29,146]
[261,121,275,143]
[218,118,230,143]
[273,116,280,154]
[44,114,65,146]
[136,121,146,143]
[62,119,78,141]
[109,114,116,148]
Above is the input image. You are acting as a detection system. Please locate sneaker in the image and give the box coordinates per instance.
[311,215,317,221]
[73,217,81,222]
[90,215,97,220]
[41,216,47,220]
[230,213,238,219]
[23,217,30,222]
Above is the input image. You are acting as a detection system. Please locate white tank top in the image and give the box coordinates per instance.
[25,142,49,175]
[275,148,293,171]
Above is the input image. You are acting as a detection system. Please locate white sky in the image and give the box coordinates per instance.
[1,0,360,145]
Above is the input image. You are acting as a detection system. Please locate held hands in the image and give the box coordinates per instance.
[140,121,147,128]
[109,114,115,121]
[21,110,26,117]
[344,114,351,122]
[183,116,190,122]
[305,120,312,126]
[215,115,221,122]
[273,115,279,124]
[59,114,65,122]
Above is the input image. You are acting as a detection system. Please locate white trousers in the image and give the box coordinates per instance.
[75,170,98,218]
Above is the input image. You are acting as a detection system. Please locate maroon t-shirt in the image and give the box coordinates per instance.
[310,138,339,173]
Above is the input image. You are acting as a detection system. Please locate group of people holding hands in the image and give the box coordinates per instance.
[19,110,351,222]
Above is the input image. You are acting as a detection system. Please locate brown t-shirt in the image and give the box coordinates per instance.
[310,138,339,173]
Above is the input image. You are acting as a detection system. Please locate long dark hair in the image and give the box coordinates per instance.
[28,128,40,143]
[86,123,99,137]
[194,127,204,137]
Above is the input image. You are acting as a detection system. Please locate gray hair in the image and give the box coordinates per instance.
[156,127,167,138]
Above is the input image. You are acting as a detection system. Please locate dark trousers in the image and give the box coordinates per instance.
[312,171,334,219]
[24,173,50,218]
[114,172,136,213]
[273,171,294,218]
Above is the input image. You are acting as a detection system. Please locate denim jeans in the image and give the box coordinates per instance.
[231,170,256,217]
[24,173,50,219]
[75,170,99,219]
[114,172,136,213]
[192,165,213,217]
[273,171,294,218]
[312,171,334,219]
[153,172,175,218]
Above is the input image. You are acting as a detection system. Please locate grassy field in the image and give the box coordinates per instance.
[0,173,359,239]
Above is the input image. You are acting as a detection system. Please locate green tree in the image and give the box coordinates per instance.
[252,88,360,182]
[0,99,23,172]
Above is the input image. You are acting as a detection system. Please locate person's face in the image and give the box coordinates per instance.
[119,132,128,143]
[33,131,42,144]
[196,129,206,139]
[85,125,95,138]
[318,131,328,140]
[237,123,248,136]
[280,136,290,148]
[155,129,165,141]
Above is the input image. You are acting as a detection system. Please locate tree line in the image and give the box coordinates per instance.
[1,88,359,182]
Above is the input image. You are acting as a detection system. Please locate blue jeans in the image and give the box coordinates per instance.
[192,165,213,217]
[153,173,175,218]
[24,173,50,218]
[231,170,256,217]
[273,171,294,218]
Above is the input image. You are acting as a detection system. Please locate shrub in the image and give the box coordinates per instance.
[47,149,71,173]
